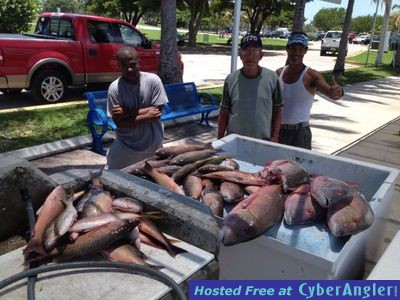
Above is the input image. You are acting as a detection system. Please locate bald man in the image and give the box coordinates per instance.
[106,46,168,169]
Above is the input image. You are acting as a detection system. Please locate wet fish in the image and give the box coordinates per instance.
[80,189,113,217]
[202,188,224,217]
[183,175,203,199]
[126,157,172,176]
[243,185,260,195]
[54,198,78,237]
[112,197,143,213]
[171,155,226,183]
[221,184,284,246]
[195,164,234,174]
[261,160,310,192]
[50,219,139,262]
[169,149,216,166]
[200,170,266,186]
[221,158,240,170]
[142,161,185,195]
[284,184,326,225]
[102,243,164,270]
[23,185,67,263]
[155,165,182,177]
[220,181,245,203]
[310,175,354,208]
[69,213,120,233]
[327,191,374,237]
[155,144,211,158]
[76,172,106,213]
[138,217,187,257]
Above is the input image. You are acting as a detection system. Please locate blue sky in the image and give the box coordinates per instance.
[304,0,400,24]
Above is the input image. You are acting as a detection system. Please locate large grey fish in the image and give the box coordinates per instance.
[284,184,326,225]
[171,155,226,183]
[219,181,245,203]
[327,190,374,237]
[23,185,67,263]
[195,164,234,174]
[155,144,211,158]
[50,219,139,262]
[142,162,185,195]
[310,175,354,208]
[200,170,266,186]
[221,184,284,246]
[260,160,310,192]
[169,149,216,166]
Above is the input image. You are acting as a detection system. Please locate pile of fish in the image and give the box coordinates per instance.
[23,175,186,268]
[125,143,374,247]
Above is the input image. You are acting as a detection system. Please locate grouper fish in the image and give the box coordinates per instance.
[221,184,284,246]
[327,190,374,237]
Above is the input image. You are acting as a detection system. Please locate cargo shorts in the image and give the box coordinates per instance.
[278,122,312,150]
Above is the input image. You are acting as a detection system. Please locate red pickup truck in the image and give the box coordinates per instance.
[0,12,182,103]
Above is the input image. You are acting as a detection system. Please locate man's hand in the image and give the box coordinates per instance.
[145,106,162,119]
[329,76,344,100]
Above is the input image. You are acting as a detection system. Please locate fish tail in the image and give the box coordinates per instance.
[23,238,47,263]
[167,243,188,258]
[142,161,153,174]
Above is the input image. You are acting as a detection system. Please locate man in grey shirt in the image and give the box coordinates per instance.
[106,46,168,169]
[217,34,283,142]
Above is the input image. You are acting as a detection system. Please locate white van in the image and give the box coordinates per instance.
[320,30,347,56]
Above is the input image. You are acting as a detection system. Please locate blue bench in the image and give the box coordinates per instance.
[84,82,220,155]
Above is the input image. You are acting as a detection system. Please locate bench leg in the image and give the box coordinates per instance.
[204,112,212,127]
[87,112,108,156]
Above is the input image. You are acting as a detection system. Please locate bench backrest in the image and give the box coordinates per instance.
[84,91,109,125]
[163,82,201,113]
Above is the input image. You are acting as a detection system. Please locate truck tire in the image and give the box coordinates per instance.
[31,70,67,103]
[320,50,326,56]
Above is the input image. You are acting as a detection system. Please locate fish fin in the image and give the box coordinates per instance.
[143,161,153,174]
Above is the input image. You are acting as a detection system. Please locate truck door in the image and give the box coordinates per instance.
[114,23,159,73]
[85,20,121,84]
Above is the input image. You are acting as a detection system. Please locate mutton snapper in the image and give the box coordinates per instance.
[155,144,211,158]
[327,191,374,237]
[23,185,68,263]
[310,175,354,208]
[260,160,310,192]
[200,170,266,186]
[221,184,284,246]
[142,162,185,195]
[50,219,139,262]
[284,184,326,225]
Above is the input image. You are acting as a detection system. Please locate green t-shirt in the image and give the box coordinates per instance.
[220,67,283,140]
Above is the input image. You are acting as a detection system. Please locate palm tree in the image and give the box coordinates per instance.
[391,4,400,67]
[333,0,355,75]
[292,0,307,32]
[158,0,183,83]
[374,0,392,65]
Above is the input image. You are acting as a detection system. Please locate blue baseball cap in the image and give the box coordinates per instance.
[240,34,262,49]
[287,32,308,47]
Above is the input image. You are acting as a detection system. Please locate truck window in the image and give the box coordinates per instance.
[35,17,74,39]
[88,21,115,44]
[117,24,143,47]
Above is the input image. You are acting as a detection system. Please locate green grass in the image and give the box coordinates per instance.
[346,49,397,66]
[0,104,88,153]
[0,59,398,153]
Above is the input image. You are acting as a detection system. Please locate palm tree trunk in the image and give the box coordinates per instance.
[158,0,183,83]
[333,0,355,75]
[292,0,307,32]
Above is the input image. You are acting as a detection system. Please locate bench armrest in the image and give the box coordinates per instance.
[198,92,218,106]
[87,108,110,136]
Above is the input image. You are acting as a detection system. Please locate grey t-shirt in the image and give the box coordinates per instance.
[220,67,283,140]
[107,72,168,152]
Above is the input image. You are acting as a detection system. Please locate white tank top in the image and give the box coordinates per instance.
[279,66,314,124]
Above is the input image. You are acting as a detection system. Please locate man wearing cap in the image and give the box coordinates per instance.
[217,34,283,142]
[277,32,343,150]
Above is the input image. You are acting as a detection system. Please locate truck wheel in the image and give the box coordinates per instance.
[320,50,326,56]
[31,70,67,103]
[1,88,22,95]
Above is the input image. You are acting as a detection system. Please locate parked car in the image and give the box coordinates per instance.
[273,28,290,39]
[320,30,347,56]
[317,32,326,41]
[352,35,371,45]
[0,12,184,103]
[348,32,356,43]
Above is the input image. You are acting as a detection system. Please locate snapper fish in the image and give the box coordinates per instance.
[310,175,354,208]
